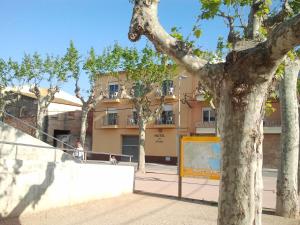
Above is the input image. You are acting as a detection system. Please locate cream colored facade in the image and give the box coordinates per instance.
[92,73,282,167]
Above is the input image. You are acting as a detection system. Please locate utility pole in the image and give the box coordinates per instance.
[177,75,188,198]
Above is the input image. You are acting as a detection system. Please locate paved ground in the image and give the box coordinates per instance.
[1,194,299,225]
[134,164,282,209]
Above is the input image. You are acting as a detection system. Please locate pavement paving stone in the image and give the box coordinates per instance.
[1,194,299,225]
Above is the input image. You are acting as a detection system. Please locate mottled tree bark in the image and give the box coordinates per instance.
[276,58,300,218]
[216,80,267,225]
[80,106,89,159]
[36,103,48,142]
[138,111,146,173]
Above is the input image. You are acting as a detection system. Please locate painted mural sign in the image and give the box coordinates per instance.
[180,136,221,180]
[154,133,164,143]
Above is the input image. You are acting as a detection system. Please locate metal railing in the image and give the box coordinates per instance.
[263,119,281,127]
[108,91,119,99]
[155,87,175,97]
[1,110,132,163]
[195,120,281,128]
[0,141,133,163]
[102,115,119,126]
[195,121,216,128]
[155,113,175,125]
[127,115,138,126]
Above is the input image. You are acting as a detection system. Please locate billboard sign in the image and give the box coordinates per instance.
[180,136,221,180]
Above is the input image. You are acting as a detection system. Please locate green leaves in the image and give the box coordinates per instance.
[193,29,202,39]
[199,0,222,19]
[101,44,176,96]
[18,53,67,85]
[64,40,80,78]
[290,0,300,14]
[0,59,8,87]
[170,27,184,41]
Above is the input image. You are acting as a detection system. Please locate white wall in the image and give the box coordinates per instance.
[47,102,81,115]
[0,122,134,218]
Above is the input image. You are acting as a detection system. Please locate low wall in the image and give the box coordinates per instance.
[0,122,134,218]
[0,159,134,218]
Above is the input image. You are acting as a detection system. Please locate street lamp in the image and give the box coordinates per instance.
[177,74,188,198]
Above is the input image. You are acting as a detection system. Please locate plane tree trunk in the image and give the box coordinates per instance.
[216,79,267,225]
[138,118,146,173]
[276,58,300,218]
[36,103,48,142]
[79,106,90,160]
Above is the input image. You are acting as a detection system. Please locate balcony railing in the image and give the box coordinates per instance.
[155,87,175,97]
[155,114,175,125]
[127,115,138,126]
[263,119,281,127]
[195,121,216,128]
[108,91,119,99]
[195,120,281,128]
[102,115,119,126]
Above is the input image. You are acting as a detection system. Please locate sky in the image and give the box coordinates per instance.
[0,0,228,95]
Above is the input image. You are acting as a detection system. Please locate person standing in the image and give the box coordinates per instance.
[74,138,84,160]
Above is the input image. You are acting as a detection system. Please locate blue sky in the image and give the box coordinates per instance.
[0,0,228,95]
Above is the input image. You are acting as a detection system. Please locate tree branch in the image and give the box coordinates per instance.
[44,86,59,108]
[29,84,41,99]
[267,13,300,61]
[226,13,300,84]
[217,12,241,48]
[128,0,223,94]
[75,79,85,104]
[246,0,265,39]
[263,0,293,32]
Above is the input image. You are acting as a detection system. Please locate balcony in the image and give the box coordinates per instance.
[263,119,281,133]
[195,121,216,134]
[154,114,175,128]
[101,115,119,128]
[127,115,138,128]
[102,92,121,103]
[155,87,177,101]
[195,119,281,134]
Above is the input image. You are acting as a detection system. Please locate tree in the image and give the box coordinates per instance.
[65,41,122,154]
[276,56,300,217]
[0,58,23,120]
[119,45,175,173]
[0,58,9,119]
[16,53,67,141]
[128,1,300,225]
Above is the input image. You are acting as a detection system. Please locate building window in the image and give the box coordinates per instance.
[162,80,174,96]
[202,108,215,122]
[128,110,138,125]
[157,104,174,124]
[109,83,119,99]
[106,108,118,125]
[133,82,146,97]
[132,111,138,124]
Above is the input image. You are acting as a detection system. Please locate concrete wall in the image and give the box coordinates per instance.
[0,159,134,218]
[0,122,134,218]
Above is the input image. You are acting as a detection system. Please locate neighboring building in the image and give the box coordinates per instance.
[92,74,281,168]
[3,87,92,150]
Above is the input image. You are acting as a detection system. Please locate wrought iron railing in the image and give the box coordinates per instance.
[102,115,119,126]
[155,113,175,125]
